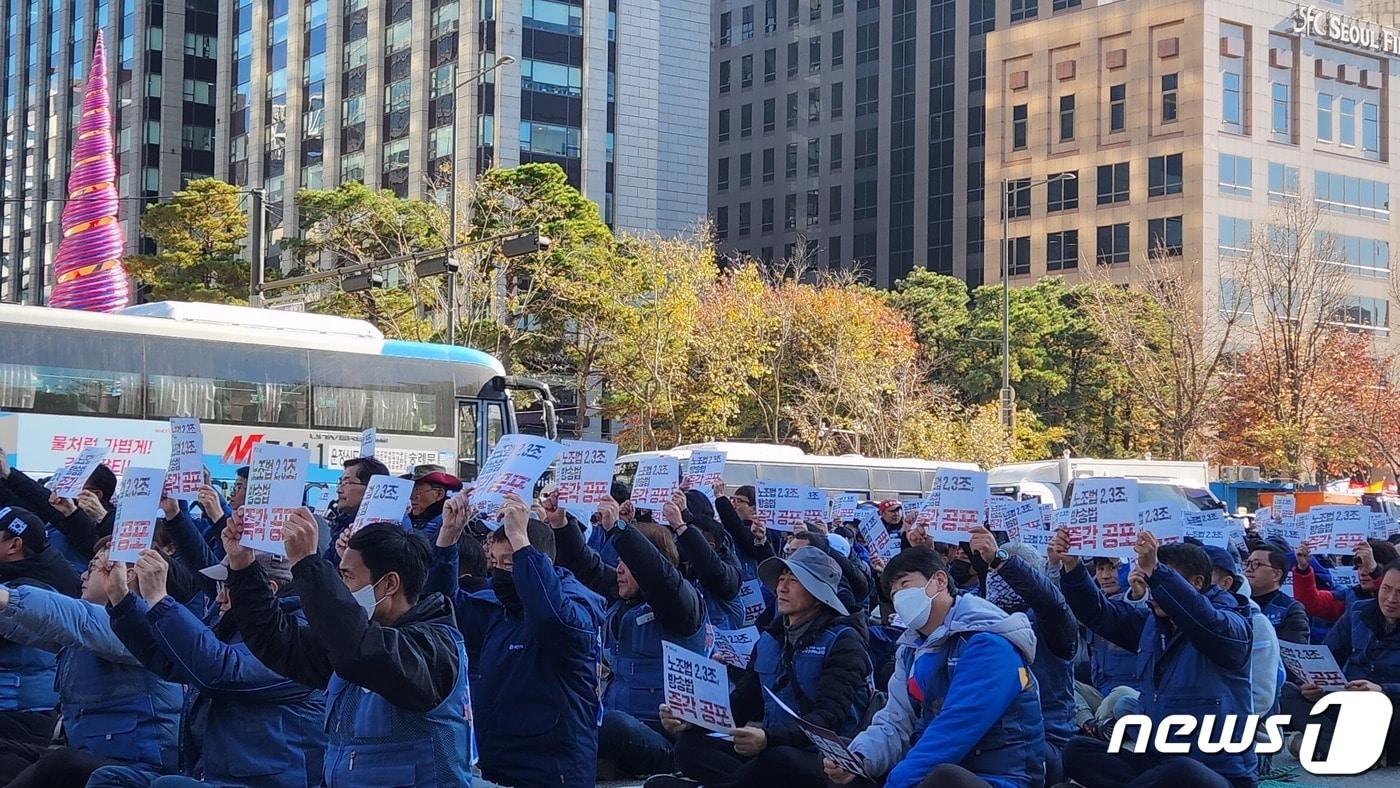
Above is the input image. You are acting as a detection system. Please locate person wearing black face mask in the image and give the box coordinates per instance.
[423,492,608,787]
[946,544,981,594]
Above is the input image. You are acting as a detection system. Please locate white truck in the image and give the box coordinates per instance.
[988,455,1225,511]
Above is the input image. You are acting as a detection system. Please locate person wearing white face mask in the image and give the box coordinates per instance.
[825,546,1046,788]
[221,508,474,787]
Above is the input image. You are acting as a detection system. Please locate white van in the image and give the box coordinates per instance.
[987,456,1224,511]
[616,442,980,502]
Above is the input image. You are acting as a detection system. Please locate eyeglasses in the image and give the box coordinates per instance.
[733,498,752,506]
[1242,560,1271,571]
[337,478,366,488]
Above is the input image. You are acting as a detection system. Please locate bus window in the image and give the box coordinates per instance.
[145,338,310,426]
[816,466,869,493]
[310,354,454,436]
[726,462,759,486]
[0,325,143,417]
[872,469,922,496]
[758,464,816,486]
[486,401,505,452]
[458,401,480,480]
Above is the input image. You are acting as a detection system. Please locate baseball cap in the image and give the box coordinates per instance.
[0,506,48,554]
[200,553,295,587]
[1203,545,1239,577]
[827,532,852,558]
[877,500,902,514]
[758,546,848,615]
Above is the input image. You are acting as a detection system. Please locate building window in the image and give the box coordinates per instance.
[786,143,798,178]
[740,104,754,138]
[854,180,878,220]
[765,0,778,33]
[785,194,797,229]
[810,0,821,20]
[1316,231,1391,279]
[1219,153,1252,196]
[855,75,878,116]
[1096,162,1129,204]
[832,30,844,68]
[808,88,821,122]
[742,54,754,88]
[829,185,842,221]
[1333,296,1389,331]
[828,236,843,268]
[788,42,799,78]
[763,148,775,182]
[1047,229,1078,271]
[1096,224,1130,265]
[1223,72,1243,132]
[1270,82,1290,136]
[788,0,799,26]
[1220,278,1253,317]
[1219,216,1252,257]
[716,207,729,239]
[717,157,729,191]
[719,60,731,94]
[1318,93,1333,142]
[787,92,798,127]
[1059,95,1075,141]
[762,198,774,232]
[1006,236,1032,276]
[831,82,843,118]
[1363,102,1380,153]
[720,11,732,46]
[1161,73,1178,123]
[1006,179,1031,218]
[718,109,730,143]
[738,202,752,236]
[856,21,878,65]
[831,133,843,171]
[1109,84,1126,133]
[807,189,820,226]
[764,98,776,133]
[808,138,820,175]
[1340,97,1356,146]
[743,5,755,39]
[854,128,877,169]
[1269,162,1300,201]
[1052,0,1080,9]
[1147,154,1182,197]
[1012,104,1028,150]
[1314,170,1390,218]
[810,37,821,74]
[765,48,777,82]
[1147,216,1183,257]
[1048,171,1078,211]
[1010,0,1037,23]
[740,152,753,187]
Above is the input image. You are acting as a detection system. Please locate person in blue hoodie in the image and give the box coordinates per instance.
[1056,529,1256,788]
[969,529,1077,784]
[426,491,607,786]
[89,547,327,788]
[0,542,180,787]
[826,546,1045,788]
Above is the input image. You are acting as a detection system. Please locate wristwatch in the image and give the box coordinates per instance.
[989,549,1010,571]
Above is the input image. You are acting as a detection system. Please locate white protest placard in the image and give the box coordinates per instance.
[1368,511,1398,540]
[239,443,309,556]
[51,446,109,499]
[1272,495,1296,520]
[1057,504,1137,561]
[351,476,412,534]
[1278,643,1348,692]
[359,428,377,459]
[1305,505,1369,556]
[555,440,617,520]
[682,452,727,500]
[631,457,680,509]
[1003,499,1043,543]
[855,507,899,562]
[1254,507,1272,529]
[926,469,989,544]
[1329,565,1359,589]
[711,626,760,669]
[986,496,1016,532]
[662,642,735,733]
[1069,478,1139,515]
[739,578,767,626]
[799,486,829,526]
[1183,509,1231,548]
[1017,520,1055,553]
[831,493,860,522]
[762,687,868,778]
[755,482,817,532]
[911,493,939,532]
[108,467,166,562]
[468,435,565,522]
[1266,512,1305,548]
[164,418,204,501]
[1136,503,1184,545]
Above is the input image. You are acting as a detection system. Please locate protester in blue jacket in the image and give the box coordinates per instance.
[828,546,1045,788]
[556,496,709,778]
[668,490,745,631]
[0,544,180,787]
[969,529,1077,783]
[224,510,472,787]
[654,546,871,788]
[0,451,117,567]
[1057,530,1256,788]
[406,467,460,543]
[90,549,326,788]
[428,492,607,786]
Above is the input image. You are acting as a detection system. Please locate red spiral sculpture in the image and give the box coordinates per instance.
[48,30,130,313]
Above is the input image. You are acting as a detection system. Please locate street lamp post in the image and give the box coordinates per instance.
[1000,171,1077,429]
[444,54,515,344]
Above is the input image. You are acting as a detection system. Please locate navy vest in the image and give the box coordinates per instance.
[604,599,709,721]
[58,647,181,770]
[322,624,472,787]
[752,624,868,737]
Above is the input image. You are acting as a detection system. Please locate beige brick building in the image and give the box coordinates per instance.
[984,0,1395,333]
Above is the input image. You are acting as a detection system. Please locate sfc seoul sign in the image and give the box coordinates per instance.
[1294,5,1400,56]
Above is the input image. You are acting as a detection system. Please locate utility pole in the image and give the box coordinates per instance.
[248,188,266,307]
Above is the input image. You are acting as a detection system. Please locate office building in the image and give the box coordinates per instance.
[216,0,709,268]
[982,0,1394,335]
[0,0,220,303]
[709,0,1052,288]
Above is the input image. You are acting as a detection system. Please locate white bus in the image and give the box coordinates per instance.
[616,442,981,502]
[0,302,555,498]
